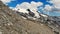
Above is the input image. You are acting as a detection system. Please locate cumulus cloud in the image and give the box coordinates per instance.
[38,4,53,12]
[44,5,52,11]
[52,0,60,9]
[48,0,60,9]
[42,0,60,12]
[15,1,43,10]
[0,0,15,4]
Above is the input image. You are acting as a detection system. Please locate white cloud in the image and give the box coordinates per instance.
[16,2,30,9]
[52,0,60,9]
[14,1,43,18]
[44,5,52,11]
[16,1,43,9]
[0,0,15,4]
[38,4,53,12]
[43,0,60,12]
[48,0,60,9]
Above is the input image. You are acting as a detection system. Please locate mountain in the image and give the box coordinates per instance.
[0,1,59,34]
[14,5,60,34]
[15,6,60,34]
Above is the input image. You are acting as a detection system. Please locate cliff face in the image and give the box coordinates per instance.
[0,1,55,34]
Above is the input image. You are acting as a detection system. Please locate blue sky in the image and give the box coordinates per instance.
[1,0,60,16]
[7,0,52,7]
[7,0,60,16]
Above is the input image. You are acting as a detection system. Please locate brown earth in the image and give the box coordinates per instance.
[0,1,55,34]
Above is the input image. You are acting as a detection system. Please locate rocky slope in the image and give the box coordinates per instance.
[0,1,56,34]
